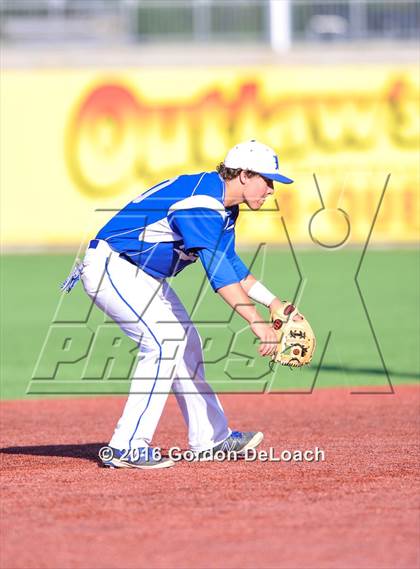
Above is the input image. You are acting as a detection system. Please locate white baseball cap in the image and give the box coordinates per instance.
[224,140,293,184]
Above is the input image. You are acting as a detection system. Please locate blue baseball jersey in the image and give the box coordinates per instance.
[96,172,250,291]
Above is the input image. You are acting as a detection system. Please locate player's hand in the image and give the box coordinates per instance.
[250,321,278,357]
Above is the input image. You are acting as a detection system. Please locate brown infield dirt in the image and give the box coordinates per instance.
[0,386,419,569]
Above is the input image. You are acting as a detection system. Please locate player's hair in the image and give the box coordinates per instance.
[216,163,259,181]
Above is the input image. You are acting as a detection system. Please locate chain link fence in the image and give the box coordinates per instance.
[0,0,418,45]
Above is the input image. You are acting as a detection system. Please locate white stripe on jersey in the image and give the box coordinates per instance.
[131,177,179,204]
[139,195,226,243]
[168,195,227,220]
[139,217,182,243]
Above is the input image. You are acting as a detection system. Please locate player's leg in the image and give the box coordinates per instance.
[82,242,185,451]
[161,282,231,451]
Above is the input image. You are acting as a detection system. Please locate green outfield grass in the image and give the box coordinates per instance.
[1,248,419,400]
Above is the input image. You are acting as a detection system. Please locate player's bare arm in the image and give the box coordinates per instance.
[216,282,277,357]
[240,274,302,319]
[240,274,280,311]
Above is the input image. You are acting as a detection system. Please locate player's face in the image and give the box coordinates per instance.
[243,174,275,210]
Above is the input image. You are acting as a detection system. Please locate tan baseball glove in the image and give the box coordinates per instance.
[270,302,316,367]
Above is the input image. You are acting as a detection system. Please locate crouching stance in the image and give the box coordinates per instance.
[63,140,294,469]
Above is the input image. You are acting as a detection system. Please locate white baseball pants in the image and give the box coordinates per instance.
[81,240,230,451]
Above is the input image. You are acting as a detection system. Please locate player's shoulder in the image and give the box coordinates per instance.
[169,171,225,214]
[192,171,224,200]
[176,171,224,201]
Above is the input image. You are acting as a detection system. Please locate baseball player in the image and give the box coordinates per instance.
[63,140,294,469]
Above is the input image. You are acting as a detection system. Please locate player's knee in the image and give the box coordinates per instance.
[139,323,185,352]
[159,327,189,363]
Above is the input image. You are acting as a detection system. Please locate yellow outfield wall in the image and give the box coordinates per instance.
[1,66,419,248]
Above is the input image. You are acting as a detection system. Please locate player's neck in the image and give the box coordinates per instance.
[223,178,244,207]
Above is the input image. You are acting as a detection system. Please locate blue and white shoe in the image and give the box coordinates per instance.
[99,446,175,469]
[196,431,264,460]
